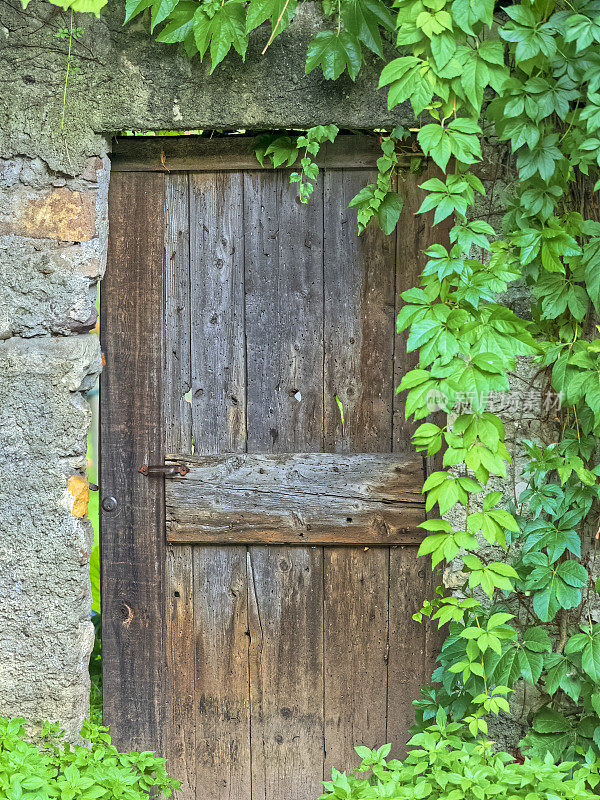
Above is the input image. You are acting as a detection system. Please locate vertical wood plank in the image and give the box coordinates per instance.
[166,547,196,798]
[324,169,397,452]
[323,169,394,775]
[386,548,439,756]
[188,171,251,800]
[163,174,196,800]
[193,547,251,800]
[190,171,246,454]
[247,547,325,800]
[244,171,324,451]
[100,171,166,753]
[244,169,325,800]
[388,165,451,755]
[165,173,192,455]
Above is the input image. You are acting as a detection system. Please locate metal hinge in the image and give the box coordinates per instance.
[138,463,189,477]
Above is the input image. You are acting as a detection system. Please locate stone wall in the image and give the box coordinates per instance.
[0,148,108,735]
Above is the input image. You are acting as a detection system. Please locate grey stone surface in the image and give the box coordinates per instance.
[0,154,109,338]
[0,0,409,175]
[0,335,101,737]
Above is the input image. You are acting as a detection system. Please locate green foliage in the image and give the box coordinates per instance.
[90,613,102,726]
[22,0,106,15]
[348,127,408,233]
[122,0,394,75]
[0,716,180,800]
[318,716,600,800]
[305,30,362,80]
[375,0,600,767]
[255,125,339,202]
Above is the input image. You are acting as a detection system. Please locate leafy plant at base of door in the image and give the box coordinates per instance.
[24,0,600,771]
[317,714,600,800]
[0,716,180,800]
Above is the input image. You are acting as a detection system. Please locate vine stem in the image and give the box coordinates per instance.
[61,10,74,131]
[474,615,488,695]
[261,0,291,54]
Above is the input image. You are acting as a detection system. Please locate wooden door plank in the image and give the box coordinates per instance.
[110,135,414,173]
[164,173,192,455]
[193,547,251,800]
[246,547,325,800]
[244,170,324,451]
[188,171,251,800]
[165,452,425,545]
[168,507,424,546]
[244,169,325,800]
[166,546,196,799]
[165,452,423,502]
[189,171,246,454]
[163,174,196,800]
[323,547,389,762]
[100,172,166,753]
[386,548,440,756]
[323,169,394,775]
[324,169,397,452]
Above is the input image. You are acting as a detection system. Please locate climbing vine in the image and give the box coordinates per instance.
[26,0,600,770]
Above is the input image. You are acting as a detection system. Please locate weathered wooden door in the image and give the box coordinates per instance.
[101,136,443,800]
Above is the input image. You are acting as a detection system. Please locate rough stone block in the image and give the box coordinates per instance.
[0,187,96,242]
[0,1,412,175]
[0,335,102,737]
[0,237,103,338]
[0,154,109,337]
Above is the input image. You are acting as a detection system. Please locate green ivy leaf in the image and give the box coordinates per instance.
[342,0,394,58]
[155,1,199,44]
[305,30,363,80]
[376,191,404,234]
[191,1,248,71]
[246,0,297,37]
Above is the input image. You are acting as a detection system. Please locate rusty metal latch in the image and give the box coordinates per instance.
[138,464,189,477]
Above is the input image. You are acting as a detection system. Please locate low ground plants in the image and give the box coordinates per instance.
[0,717,180,800]
[319,714,600,800]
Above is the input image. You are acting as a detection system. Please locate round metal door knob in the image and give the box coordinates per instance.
[102,496,118,512]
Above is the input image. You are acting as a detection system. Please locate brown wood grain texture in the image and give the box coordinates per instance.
[102,150,443,800]
[165,452,425,501]
[111,135,415,173]
[165,452,425,545]
[100,171,167,753]
[166,546,196,798]
[193,547,252,800]
[244,169,326,800]
[163,174,197,799]
[323,168,393,774]
[190,171,246,454]
[188,170,252,800]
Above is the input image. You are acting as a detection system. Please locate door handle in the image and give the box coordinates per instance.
[138,464,189,477]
